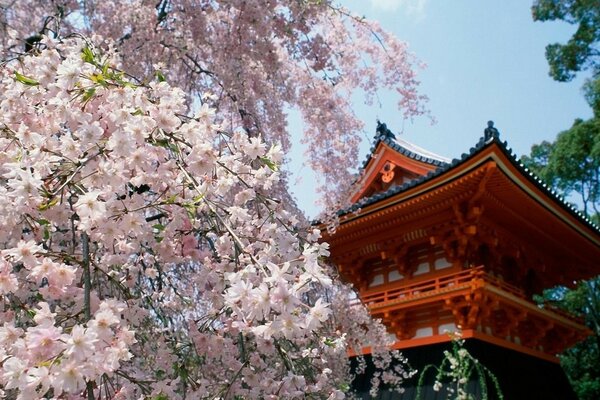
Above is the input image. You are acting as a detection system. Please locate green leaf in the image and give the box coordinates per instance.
[90,73,107,87]
[81,46,95,64]
[152,223,165,232]
[37,219,50,226]
[260,156,279,171]
[338,382,350,392]
[163,194,178,204]
[183,203,196,219]
[14,71,39,86]
[155,70,166,82]
[193,194,204,204]
[38,197,59,211]
[82,87,96,102]
[152,138,179,153]
[153,139,170,148]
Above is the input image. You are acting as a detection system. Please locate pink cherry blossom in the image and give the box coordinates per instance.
[65,325,98,361]
[0,12,419,396]
[0,260,18,294]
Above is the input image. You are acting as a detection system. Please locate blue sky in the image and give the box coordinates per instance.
[288,0,594,218]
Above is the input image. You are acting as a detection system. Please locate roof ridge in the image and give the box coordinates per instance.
[360,121,450,171]
[336,121,600,235]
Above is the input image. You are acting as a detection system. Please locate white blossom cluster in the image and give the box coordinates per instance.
[0,36,355,399]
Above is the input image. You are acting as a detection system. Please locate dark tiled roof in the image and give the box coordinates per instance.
[360,122,449,171]
[339,122,600,235]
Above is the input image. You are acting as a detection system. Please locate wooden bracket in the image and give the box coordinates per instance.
[469,161,497,207]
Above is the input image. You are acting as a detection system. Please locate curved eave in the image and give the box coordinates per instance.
[361,123,449,170]
[360,135,449,172]
[389,136,451,164]
[336,136,600,248]
[349,141,443,203]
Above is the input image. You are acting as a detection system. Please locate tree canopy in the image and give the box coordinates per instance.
[1,0,430,213]
[0,1,427,398]
[529,4,600,397]
[522,118,600,221]
[535,278,600,400]
[532,0,600,82]
[530,0,600,220]
[532,0,600,114]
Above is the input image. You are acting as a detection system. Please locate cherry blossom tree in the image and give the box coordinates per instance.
[0,32,415,400]
[0,1,427,398]
[1,0,428,211]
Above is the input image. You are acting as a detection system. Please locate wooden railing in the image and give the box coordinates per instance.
[482,271,525,298]
[358,266,526,308]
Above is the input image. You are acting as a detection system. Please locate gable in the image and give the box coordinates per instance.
[349,125,449,204]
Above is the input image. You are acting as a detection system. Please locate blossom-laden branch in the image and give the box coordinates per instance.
[0,0,430,214]
[0,35,412,399]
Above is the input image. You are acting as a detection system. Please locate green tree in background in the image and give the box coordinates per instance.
[532,0,600,114]
[528,1,600,223]
[521,140,556,185]
[522,118,600,222]
[530,3,600,399]
[535,278,600,400]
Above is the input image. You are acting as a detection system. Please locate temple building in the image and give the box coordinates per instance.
[322,122,600,399]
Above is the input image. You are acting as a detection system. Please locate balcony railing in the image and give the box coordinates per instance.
[359,266,525,308]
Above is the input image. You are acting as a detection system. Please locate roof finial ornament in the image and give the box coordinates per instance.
[484,120,500,142]
[376,120,396,140]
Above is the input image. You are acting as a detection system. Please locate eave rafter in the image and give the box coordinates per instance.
[481,184,595,272]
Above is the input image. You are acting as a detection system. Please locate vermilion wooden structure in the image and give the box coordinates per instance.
[323,122,600,364]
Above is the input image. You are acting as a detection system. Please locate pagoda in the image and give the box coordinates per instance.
[322,122,600,399]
